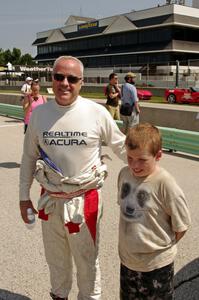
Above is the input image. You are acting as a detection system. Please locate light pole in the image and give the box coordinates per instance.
[175,60,179,88]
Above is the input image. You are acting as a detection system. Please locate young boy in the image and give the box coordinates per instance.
[117,123,191,300]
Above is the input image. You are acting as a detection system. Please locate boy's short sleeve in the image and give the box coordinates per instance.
[161,176,191,233]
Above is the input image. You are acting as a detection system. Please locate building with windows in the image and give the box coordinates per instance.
[33,3,199,68]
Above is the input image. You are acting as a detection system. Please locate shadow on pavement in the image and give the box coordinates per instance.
[0,289,31,300]
[4,120,22,123]
[174,258,199,300]
[163,150,199,162]
[0,162,20,169]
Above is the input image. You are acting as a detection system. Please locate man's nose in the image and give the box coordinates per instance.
[61,77,69,84]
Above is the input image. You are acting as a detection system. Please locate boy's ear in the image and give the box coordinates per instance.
[156,150,162,161]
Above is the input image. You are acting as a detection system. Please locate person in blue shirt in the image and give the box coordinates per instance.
[120,72,140,134]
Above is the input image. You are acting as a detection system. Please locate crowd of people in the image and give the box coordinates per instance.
[19,56,191,300]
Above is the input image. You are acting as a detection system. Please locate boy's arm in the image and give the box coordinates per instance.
[175,230,186,242]
[162,172,191,239]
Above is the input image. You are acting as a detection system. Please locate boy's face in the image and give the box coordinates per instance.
[126,147,162,178]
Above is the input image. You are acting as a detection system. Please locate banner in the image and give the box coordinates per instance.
[78,21,99,31]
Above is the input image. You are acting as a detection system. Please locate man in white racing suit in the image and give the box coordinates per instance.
[19,56,126,300]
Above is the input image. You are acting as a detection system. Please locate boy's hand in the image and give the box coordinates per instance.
[175,231,186,242]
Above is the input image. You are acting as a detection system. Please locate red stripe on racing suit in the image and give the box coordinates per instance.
[39,188,99,243]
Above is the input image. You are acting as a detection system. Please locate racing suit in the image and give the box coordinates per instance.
[19,96,126,299]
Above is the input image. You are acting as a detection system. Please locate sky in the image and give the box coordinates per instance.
[0,0,193,57]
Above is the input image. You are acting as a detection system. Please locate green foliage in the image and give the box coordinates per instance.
[80,92,165,104]
[0,48,5,65]
[4,49,12,64]
[12,48,21,65]
[20,53,36,65]
[0,48,34,66]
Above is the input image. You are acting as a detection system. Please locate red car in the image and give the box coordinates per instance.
[137,89,152,100]
[165,87,199,104]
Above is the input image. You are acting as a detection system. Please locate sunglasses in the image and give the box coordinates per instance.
[53,73,82,84]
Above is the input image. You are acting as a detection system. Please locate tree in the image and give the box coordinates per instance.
[20,53,35,65]
[0,48,5,65]
[0,48,35,66]
[3,49,12,64]
[12,48,21,65]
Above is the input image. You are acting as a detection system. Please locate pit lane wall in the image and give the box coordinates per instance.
[0,93,199,132]
[139,102,199,132]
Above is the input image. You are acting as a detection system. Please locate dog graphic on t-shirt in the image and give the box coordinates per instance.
[120,181,150,222]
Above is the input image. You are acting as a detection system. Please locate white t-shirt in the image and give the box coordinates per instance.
[19,96,126,200]
[21,83,31,95]
[118,166,191,272]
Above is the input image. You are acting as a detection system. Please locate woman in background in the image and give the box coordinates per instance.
[23,81,47,133]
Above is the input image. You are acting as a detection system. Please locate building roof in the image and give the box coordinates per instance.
[33,4,199,47]
[64,15,95,26]
[32,37,48,45]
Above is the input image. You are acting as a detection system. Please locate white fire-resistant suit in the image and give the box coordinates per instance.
[19,96,126,299]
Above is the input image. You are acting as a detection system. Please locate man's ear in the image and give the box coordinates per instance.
[156,150,162,161]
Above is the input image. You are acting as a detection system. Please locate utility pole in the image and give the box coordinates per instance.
[175,60,179,88]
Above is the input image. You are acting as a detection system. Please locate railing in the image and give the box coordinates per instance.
[158,126,199,156]
[0,104,198,156]
[116,121,199,156]
[0,103,24,119]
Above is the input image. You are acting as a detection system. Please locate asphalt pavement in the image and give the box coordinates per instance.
[0,115,199,300]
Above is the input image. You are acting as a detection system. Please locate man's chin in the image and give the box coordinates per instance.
[56,96,74,106]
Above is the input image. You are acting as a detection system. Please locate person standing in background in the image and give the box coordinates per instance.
[105,72,121,120]
[20,77,33,103]
[23,81,47,133]
[120,72,140,134]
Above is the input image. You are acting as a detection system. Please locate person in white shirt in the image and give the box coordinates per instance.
[19,56,126,300]
[20,76,33,103]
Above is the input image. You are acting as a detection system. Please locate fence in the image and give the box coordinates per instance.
[0,103,198,156]
[1,60,199,89]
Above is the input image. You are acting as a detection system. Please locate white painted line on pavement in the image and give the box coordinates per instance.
[0,124,23,128]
